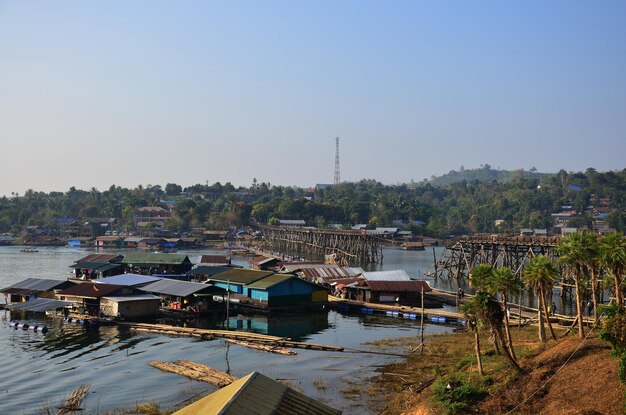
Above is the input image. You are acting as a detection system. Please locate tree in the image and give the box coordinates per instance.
[524,255,559,342]
[600,232,626,309]
[557,231,594,338]
[461,298,485,376]
[488,267,523,359]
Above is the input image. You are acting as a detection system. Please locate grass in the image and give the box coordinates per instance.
[313,377,328,391]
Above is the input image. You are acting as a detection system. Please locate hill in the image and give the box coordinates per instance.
[429,165,552,186]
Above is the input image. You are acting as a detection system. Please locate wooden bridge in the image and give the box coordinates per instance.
[259,225,383,264]
[437,235,562,280]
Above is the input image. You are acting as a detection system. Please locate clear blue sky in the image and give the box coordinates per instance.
[1,1,625,195]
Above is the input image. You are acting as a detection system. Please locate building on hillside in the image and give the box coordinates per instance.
[278,219,306,227]
[133,206,171,229]
[121,253,194,275]
[172,371,341,415]
[1,278,75,303]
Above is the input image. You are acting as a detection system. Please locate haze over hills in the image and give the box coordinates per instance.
[427,165,554,187]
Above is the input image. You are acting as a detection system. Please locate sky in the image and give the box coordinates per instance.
[1,1,625,196]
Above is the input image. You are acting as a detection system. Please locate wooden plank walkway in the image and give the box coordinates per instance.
[329,295,464,320]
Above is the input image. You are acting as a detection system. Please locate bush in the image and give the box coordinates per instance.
[431,376,487,414]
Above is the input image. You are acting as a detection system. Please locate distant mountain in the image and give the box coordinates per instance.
[429,165,553,186]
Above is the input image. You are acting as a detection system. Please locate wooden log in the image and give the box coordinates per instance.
[149,360,237,388]
[224,339,297,355]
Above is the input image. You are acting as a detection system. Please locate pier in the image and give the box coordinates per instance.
[260,225,383,264]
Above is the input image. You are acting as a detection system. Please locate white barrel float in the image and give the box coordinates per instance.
[9,321,47,332]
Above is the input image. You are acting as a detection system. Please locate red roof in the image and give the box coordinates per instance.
[365,280,431,293]
[75,254,122,263]
[58,283,127,298]
[199,255,231,265]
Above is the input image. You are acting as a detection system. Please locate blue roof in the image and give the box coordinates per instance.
[568,185,581,191]
[595,213,609,219]
[96,274,161,287]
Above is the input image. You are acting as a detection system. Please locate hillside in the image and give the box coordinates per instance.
[428,165,552,186]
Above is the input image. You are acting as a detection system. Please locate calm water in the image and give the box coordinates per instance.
[0,246,457,415]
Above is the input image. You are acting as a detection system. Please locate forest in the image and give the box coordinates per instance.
[1,166,625,237]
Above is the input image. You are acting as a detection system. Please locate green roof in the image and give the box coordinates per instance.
[173,371,341,415]
[207,268,274,285]
[246,273,300,290]
[188,266,235,276]
[121,253,191,265]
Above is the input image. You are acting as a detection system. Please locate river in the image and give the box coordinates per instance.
[0,245,461,415]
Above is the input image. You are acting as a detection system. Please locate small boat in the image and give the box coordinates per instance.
[20,248,39,253]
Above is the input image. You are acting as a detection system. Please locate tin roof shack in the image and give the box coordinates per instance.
[205,269,274,294]
[67,237,95,247]
[1,278,76,303]
[173,371,341,415]
[240,274,329,310]
[100,294,161,320]
[249,256,280,271]
[0,235,14,246]
[138,279,225,314]
[95,235,125,248]
[122,253,193,275]
[70,254,124,280]
[357,270,431,306]
[57,283,135,317]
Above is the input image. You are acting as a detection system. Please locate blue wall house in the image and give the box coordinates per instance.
[243,274,329,309]
[206,269,274,294]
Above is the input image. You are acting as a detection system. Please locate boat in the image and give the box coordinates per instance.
[20,248,39,253]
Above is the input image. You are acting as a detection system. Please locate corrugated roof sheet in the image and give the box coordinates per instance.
[281,262,335,272]
[75,254,122,263]
[173,371,341,415]
[58,283,127,298]
[365,280,431,293]
[139,279,221,297]
[249,256,277,265]
[245,274,298,290]
[7,298,73,312]
[96,274,161,286]
[299,266,363,281]
[208,269,274,285]
[69,261,123,273]
[362,270,412,281]
[122,253,191,265]
[102,294,161,302]
[198,255,231,265]
[1,278,69,295]
[188,266,232,276]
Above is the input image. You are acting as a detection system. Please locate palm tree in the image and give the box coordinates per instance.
[599,232,626,309]
[581,232,601,320]
[557,231,594,338]
[524,255,559,342]
[488,267,523,358]
[461,299,484,376]
[469,264,502,355]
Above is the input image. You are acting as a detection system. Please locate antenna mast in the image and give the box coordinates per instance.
[334,136,340,185]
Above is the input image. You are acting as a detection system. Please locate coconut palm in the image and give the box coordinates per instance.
[488,266,523,359]
[581,232,601,320]
[469,264,501,355]
[557,231,594,338]
[524,255,559,342]
[461,299,484,376]
[599,232,626,309]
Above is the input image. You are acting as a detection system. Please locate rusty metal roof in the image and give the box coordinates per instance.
[365,280,431,293]
[173,371,341,415]
[58,283,127,298]
[300,266,362,282]
[198,255,231,265]
[74,253,123,263]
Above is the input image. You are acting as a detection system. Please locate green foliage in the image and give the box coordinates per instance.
[431,376,487,414]
[600,303,626,383]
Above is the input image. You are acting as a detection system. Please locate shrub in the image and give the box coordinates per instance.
[431,376,487,414]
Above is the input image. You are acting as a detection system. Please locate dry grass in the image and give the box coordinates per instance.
[313,377,328,391]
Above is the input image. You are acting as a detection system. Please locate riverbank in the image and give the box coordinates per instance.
[367,326,625,414]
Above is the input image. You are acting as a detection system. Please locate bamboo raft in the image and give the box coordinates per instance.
[224,338,297,355]
[120,322,345,353]
[149,360,237,387]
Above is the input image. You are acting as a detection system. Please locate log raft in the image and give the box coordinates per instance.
[149,360,237,387]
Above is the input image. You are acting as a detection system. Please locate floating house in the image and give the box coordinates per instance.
[95,273,161,287]
[187,265,240,282]
[122,253,194,275]
[355,270,431,305]
[249,255,280,270]
[0,235,14,246]
[57,283,135,316]
[95,235,125,248]
[173,371,341,415]
[99,294,161,319]
[138,278,225,313]
[241,274,328,310]
[70,254,124,279]
[205,269,274,294]
[1,278,75,303]
[197,255,231,266]
[67,237,95,247]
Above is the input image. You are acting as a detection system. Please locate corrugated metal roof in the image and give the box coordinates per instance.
[96,274,161,286]
[188,266,233,276]
[365,280,431,293]
[245,274,297,290]
[362,270,412,281]
[139,279,221,297]
[75,254,122,263]
[173,371,341,415]
[1,278,69,295]
[300,266,363,281]
[198,255,231,265]
[122,253,191,265]
[7,298,73,312]
[58,283,127,298]
[249,256,277,265]
[69,261,123,273]
[102,294,161,302]
[281,263,335,272]
[208,269,274,285]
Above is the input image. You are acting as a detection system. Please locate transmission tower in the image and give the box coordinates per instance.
[334,136,340,185]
